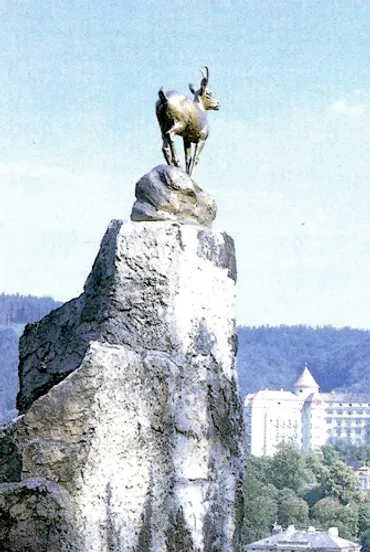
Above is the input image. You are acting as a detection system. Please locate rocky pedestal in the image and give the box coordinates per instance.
[0,220,245,551]
[131,165,217,226]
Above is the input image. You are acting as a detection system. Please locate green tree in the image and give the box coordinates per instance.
[245,455,273,485]
[312,496,340,526]
[271,443,314,495]
[241,457,278,545]
[312,497,358,540]
[321,445,341,466]
[361,528,370,552]
[328,441,370,464]
[322,460,360,504]
[277,488,309,528]
[304,450,326,480]
[358,502,370,535]
[335,504,359,540]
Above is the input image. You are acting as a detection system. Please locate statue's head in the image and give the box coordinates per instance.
[189,67,220,111]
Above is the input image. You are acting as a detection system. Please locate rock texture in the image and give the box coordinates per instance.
[131,165,217,226]
[0,220,245,551]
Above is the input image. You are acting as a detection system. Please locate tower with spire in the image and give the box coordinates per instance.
[293,363,319,400]
[244,362,370,456]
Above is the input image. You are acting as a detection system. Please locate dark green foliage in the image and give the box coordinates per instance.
[325,441,370,465]
[321,460,360,504]
[277,488,309,528]
[241,457,278,544]
[358,502,370,535]
[311,496,341,527]
[241,443,370,547]
[245,455,273,485]
[237,325,370,397]
[311,497,359,540]
[322,444,341,466]
[304,451,328,482]
[361,528,370,552]
[303,485,325,508]
[271,443,314,495]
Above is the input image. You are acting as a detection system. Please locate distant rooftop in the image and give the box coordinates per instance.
[245,364,370,403]
[245,389,298,403]
[319,392,370,404]
[245,525,360,551]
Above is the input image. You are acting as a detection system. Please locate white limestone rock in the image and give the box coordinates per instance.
[131,165,217,226]
[1,220,245,551]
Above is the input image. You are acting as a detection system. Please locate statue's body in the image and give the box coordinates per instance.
[156,67,220,177]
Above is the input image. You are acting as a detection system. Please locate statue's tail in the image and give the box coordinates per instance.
[158,88,168,103]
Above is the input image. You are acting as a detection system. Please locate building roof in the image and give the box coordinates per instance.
[318,392,370,404]
[293,365,319,389]
[356,466,370,476]
[245,389,299,404]
[246,526,359,551]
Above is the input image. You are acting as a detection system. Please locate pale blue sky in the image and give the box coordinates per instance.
[1,1,370,328]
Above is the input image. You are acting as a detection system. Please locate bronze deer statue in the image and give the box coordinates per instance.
[155,67,220,177]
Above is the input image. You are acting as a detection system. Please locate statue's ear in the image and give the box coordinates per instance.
[189,83,196,95]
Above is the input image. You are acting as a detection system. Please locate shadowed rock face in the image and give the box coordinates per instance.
[1,220,245,551]
[131,165,217,226]
[0,479,76,551]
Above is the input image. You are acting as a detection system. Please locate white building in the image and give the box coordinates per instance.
[245,525,360,552]
[244,365,370,456]
[355,466,370,497]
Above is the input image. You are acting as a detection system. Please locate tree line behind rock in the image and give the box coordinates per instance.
[0,293,62,423]
[0,293,62,325]
[237,324,370,398]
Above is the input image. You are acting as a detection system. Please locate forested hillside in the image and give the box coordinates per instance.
[2,293,370,423]
[237,325,370,398]
[0,293,62,423]
[0,293,61,325]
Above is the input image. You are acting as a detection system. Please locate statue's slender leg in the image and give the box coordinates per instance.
[189,140,205,177]
[184,139,192,174]
[165,123,182,167]
[162,134,172,165]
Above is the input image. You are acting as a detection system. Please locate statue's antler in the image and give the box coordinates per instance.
[200,66,209,84]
